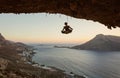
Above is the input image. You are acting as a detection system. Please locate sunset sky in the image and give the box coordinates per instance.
[0,13,120,44]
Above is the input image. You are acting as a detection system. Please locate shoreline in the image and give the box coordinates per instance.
[0,44,86,78]
[23,47,86,78]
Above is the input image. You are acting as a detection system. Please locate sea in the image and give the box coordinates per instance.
[31,44,120,78]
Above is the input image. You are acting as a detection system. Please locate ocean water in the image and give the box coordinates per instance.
[32,45,120,78]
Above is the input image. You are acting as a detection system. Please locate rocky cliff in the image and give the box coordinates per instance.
[0,33,30,49]
[0,33,7,47]
[72,34,120,51]
[0,0,120,29]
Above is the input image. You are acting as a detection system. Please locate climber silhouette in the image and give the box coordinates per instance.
[61,22,73,34]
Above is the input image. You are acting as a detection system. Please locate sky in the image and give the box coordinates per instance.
[0,13,120,44]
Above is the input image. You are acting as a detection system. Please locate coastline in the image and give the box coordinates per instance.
[22,47,86,78]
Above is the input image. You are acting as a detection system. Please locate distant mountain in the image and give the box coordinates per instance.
[0,33,12,46]
[0,33,5,41]
[72,34,120,51]
[54,45,70,48]
[0,33,29,49]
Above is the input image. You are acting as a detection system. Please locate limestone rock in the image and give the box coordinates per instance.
[0,0,120,29]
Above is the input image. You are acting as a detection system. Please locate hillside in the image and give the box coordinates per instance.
[72,34,120,51]
[0,33,84,78]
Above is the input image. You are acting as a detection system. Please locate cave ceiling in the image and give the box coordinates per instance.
[0,0,120,29]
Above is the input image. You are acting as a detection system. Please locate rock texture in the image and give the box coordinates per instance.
[72,34,120,51]
[0,0,120,29]
[0,58,8,70]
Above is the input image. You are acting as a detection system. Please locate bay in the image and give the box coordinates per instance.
[32,45,120,78]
